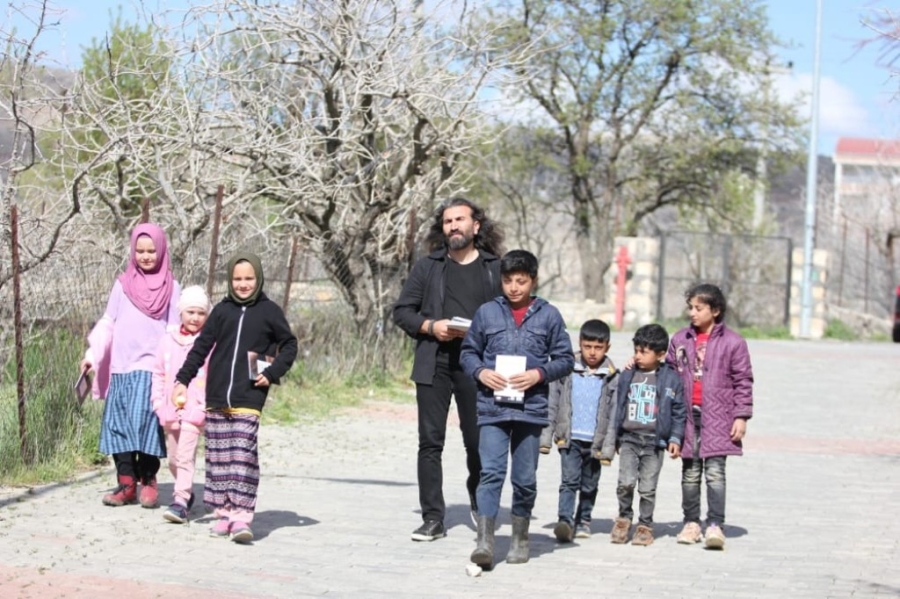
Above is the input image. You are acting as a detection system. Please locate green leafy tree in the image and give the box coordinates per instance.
[481,0,804,299]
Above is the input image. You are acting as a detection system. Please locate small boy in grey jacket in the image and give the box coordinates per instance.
[540,319,618,543]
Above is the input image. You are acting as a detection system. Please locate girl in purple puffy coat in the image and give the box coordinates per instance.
[667,284,753,550]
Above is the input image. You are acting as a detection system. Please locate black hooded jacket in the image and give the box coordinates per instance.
[176,292,298,412]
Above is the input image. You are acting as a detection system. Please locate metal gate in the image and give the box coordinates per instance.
[656,231,793,327]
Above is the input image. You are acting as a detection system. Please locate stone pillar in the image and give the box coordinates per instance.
[789,247,829,338]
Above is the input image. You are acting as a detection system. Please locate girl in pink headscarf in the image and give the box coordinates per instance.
[81,223,181,509]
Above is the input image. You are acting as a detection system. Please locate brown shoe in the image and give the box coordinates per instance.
[553,520,574,543]
[609,518,631,544]
[631,524,654,546]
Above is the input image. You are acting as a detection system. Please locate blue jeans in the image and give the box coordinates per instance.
[682,411,727,526]
[616,433,664,526]
[476,422,543,519]
[558,440,601,525]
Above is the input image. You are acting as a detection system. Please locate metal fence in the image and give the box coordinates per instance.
[656,231,794,328]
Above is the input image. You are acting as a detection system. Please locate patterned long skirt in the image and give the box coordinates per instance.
[99,370,166,457]
[204,411,260,513]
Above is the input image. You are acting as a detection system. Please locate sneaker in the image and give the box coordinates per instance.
[230,522,254,544]
[469,492,478,527]
[209,518,231,538]
[162,503,188,524]
[411,520,446,542]
[553,520,574,543]
[574,523,591,539]
[676,521,703,544]
[705,524,726,549]
[631,524,654,546]
[610,518,631,544]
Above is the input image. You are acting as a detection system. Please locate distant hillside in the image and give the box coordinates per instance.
[0,66,75,166]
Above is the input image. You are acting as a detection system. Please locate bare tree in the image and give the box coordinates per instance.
[0,0,81,292]
[61,0,514,330]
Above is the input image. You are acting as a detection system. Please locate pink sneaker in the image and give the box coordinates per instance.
[677,521,703,544]
[230,522,254,544]
[209,518,231,538]
[705,524,726,549]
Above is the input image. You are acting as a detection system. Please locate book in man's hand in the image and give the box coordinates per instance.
[446,317,472,332]
[73,368,91,406]
[248,351,275,380]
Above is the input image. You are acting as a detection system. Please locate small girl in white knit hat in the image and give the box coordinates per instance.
[150,285,211,523]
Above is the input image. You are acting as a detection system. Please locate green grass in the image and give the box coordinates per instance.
[736,324,793,340]
[823,319,859,341]
[0,313,425,485]
[651,318,794,340]
[262,354,414,425]
[0,328,106,486]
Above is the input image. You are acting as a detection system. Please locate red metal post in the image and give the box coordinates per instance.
[614,245,631,330]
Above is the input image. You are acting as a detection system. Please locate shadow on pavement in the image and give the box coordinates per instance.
[309,476,415,487]
[251,510,319,540]
[0,469,108,509]
[653,520,749,540]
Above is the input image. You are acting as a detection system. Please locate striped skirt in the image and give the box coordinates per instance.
[99,370,166,457]
[204,411,261,513]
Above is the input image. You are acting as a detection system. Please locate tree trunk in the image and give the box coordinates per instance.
[571,162,615,301]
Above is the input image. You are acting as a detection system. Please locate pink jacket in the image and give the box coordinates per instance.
[151,330,209,427]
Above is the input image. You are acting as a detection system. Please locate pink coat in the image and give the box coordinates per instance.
[151,330,209,427]
[667,322,754,459]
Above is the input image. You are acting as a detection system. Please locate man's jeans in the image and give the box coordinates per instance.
[616,432,664,526]
[415,354,480,523]
[558,440,601,525]
[682,408,727,526]
[476,421,542,519]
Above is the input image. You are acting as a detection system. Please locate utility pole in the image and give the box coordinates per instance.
[754,60,792,229]
[800,0,823,338]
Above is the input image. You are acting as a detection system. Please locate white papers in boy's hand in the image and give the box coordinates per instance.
[447,317,472,332]
[494,354,526,403]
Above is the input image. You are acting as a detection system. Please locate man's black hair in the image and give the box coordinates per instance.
[632,323,669,354]
[580,319,611,343]
[500,249,538,279]
[424,196,505,256]
[685,283,727,323]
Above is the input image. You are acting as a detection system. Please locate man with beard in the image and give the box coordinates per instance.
[393,197,505,542]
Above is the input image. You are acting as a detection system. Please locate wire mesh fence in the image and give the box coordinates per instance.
[656,231,793,328]
[817,210,896,319]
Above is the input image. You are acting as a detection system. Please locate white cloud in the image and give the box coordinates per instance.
[773,72,873,138]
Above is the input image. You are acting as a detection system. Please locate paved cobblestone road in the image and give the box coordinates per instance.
[1,333,898,597]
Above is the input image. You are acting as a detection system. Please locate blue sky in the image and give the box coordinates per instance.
[10,0,900,156]
[763,0,899,155]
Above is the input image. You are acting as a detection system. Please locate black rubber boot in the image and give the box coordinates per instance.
[470,516,495,570]
[507,515,531,564]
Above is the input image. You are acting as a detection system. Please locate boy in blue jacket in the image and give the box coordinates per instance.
[460,250,575,570]
[541,319,619,543]
[610,324,685,547]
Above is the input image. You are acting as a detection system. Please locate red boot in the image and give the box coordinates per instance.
[139,477,159,509]
[102,475,137,506]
